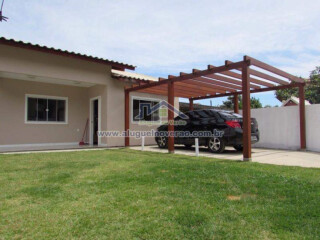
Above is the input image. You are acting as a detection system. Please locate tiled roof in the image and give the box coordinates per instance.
[0,37,135,70]
[281,96,311,106]
[112,69,158,82]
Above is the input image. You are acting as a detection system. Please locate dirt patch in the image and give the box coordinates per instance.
[227,195,241,201]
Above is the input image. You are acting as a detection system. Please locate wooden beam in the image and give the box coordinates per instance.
[138,88,195,98]
[192,82,303,100]
[234,93,239,114]
[205,73,261,89]
[139,85,214,98]
[299,84,307,150]
[125,61,248,92]
[168,81,175,153]
[245,56,305,83]
[178,80,227,94]
[175,81,226,94]
[249,68,289,85]
[189,98,194,111]
[227,60,290,85]
[148,83,220,97]
[209,65,275,87]
[242,64,252,161]
[195,77,242,90]
[125,91,130,147]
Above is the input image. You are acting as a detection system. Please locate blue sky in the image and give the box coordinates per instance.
[1,0,320,106]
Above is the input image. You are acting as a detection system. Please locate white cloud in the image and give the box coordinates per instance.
[1,0,320,78]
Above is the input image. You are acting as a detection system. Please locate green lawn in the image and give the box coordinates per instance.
[0,149,319,239]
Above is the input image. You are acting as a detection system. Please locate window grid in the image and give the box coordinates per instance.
[26,96,67,123]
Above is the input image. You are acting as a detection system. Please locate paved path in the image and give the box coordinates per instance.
[130,145,320,168]
[2,144,319,168]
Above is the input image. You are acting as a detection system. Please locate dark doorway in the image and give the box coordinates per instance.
[93,99,99,145]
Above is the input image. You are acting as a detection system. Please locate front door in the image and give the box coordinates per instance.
[93,99,99,145]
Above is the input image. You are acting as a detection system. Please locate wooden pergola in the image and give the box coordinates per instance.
[123,56,307,161]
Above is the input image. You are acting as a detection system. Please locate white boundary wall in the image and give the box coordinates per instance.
[242,104,320,152]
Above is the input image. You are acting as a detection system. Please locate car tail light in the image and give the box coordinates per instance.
[225,120,241,128]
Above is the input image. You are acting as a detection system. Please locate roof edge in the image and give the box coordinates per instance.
[0,37,136,70]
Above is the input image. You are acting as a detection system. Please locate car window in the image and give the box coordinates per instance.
[218,111,242,119]
[187,111,197,119]
[197,111,210,118]
[204,110,219,118]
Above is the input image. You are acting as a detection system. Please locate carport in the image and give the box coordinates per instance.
[124,56,307,161]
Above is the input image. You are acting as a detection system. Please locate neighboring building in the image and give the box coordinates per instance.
[281,96,311,107]
[0,37,179,151]
[179,102,221,113]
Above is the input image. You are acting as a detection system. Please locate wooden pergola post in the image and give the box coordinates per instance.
[189,98,194,111]
[299,84,306,150]
[168,80,175,153]
[125,91,130,147]
[234,93,239,113]
[242,63,252,161]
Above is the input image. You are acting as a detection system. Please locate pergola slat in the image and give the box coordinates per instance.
[154,82,223,95]
[192,77,242,91]
[126,61,247,93]
[192,82,303,100]
[143,84,219,98]
[226,60,290,85]
[183,79,236,92]
[205,72,261,89]
[175,81,227,93]
[209,65,276,87]
[138,88,207,98]
[249,68,289,85]
[245,56,305,83]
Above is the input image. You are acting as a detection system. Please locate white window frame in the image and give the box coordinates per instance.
[25,94,68,124]
[131,96,161,124]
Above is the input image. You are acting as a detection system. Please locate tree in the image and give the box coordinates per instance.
[275,66,320,104]
[221,95,262,110]
[250,97,263,109]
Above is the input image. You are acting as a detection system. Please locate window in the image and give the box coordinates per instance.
[132,98,160,122]
[25,95,68,123]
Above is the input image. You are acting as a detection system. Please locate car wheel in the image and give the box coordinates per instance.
[208,137,225,153]
[233,145,243,152]
[184,144,192,149]
[157,136,168,149]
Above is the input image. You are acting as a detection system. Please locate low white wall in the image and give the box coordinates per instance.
[242,104,320,152]
[305,104,320,152]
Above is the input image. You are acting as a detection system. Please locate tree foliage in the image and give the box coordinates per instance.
[221,95,262,110]
[275,66,320,104]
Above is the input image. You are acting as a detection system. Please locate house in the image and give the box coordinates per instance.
[281,96,311,107]
[179,102,221,113]
[0,38,179,151]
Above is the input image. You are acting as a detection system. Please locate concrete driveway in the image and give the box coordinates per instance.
[130,145,320,168]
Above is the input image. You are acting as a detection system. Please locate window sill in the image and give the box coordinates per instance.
[131,121,162,125]
[25,121,68,125]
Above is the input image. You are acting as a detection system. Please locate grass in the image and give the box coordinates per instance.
[0,149,319,239]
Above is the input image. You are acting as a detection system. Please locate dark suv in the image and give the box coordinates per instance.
[155,109,259,153]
